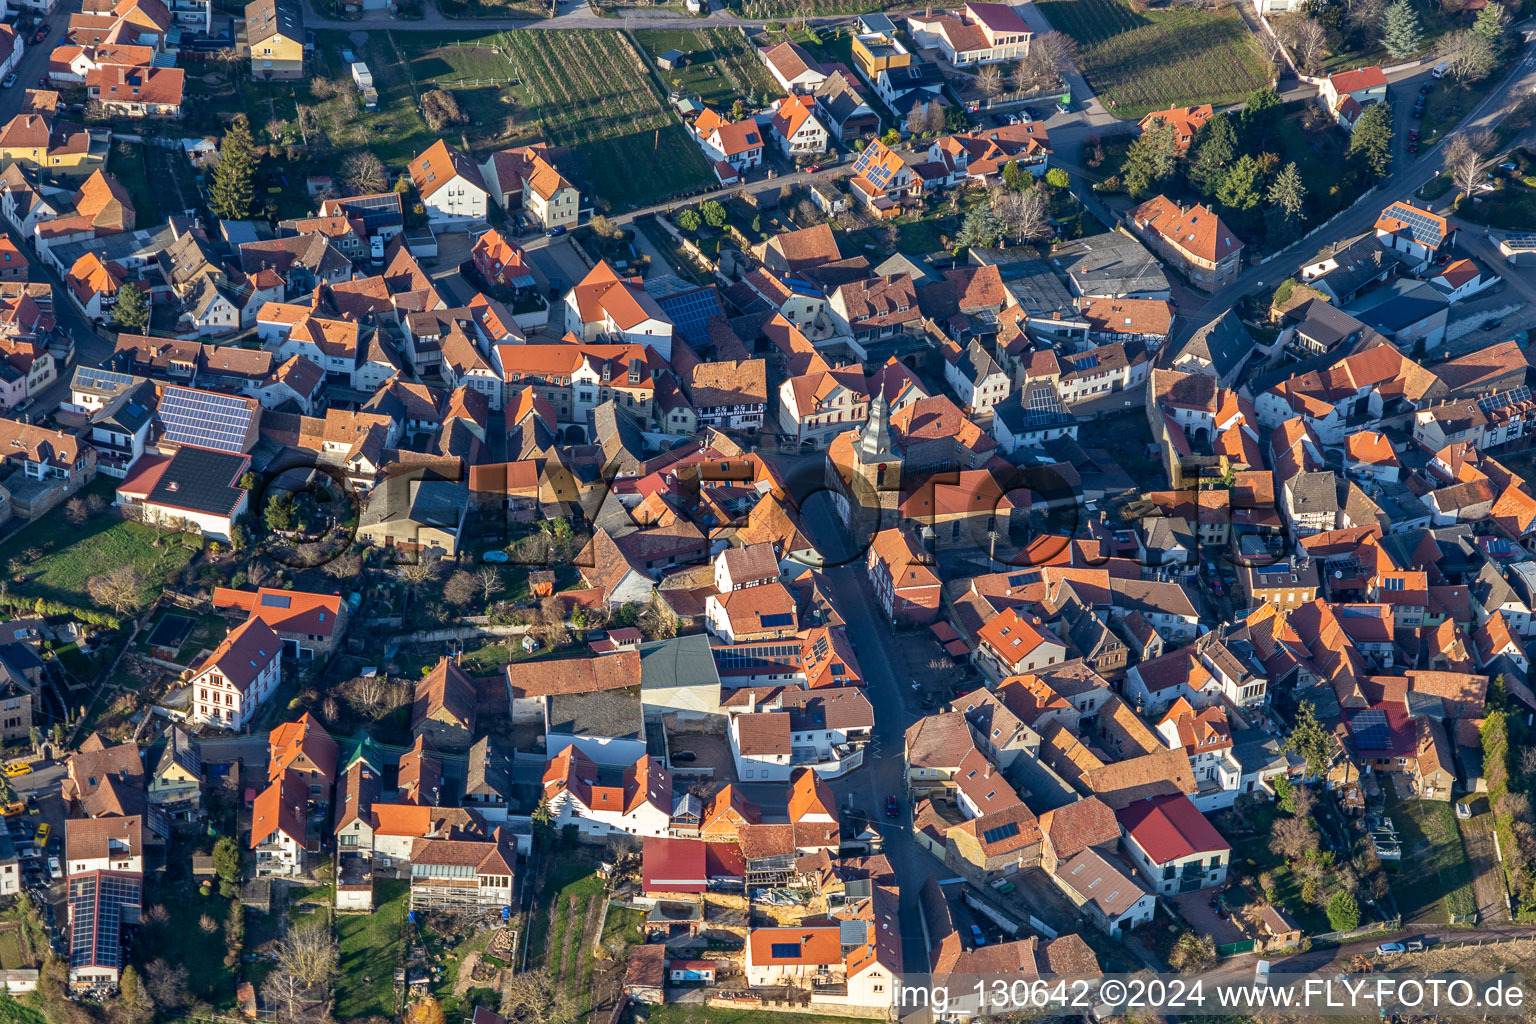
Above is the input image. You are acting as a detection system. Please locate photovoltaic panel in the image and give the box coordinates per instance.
[981,821,1019,844]
[74,366,135,393]
[655,286,722,347]
[158,386,253,454]
[1479,386,1531,414]
[1384,203,1444,246]
[760,613,795,628]
[1350,709,1389,751]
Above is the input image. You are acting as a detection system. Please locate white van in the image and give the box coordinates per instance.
[1432,61,1449,78]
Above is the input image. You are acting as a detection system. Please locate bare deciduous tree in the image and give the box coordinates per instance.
[1444,132,1486,198]
[475,565,502,603]
[340,150,388,194]
[322,549,362,579]
[396,560,436,585]
[443,570,478,608]
[87,566,146,616]
[275,921,339,993]
[1292,17,1329,72]
[991,184,1052,243]
[262,970,307,1021]
[1270,815,1320,862]
[976,63,1004,98]
[65,497,88,525]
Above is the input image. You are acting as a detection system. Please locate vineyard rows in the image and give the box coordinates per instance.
[690,27,778,99]
[1036,0,1269,119]
[500,29,714,207]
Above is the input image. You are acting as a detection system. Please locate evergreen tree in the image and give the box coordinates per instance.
[1187,112,1238,196]
[1472,1,1509,44]
[1001,159,1027,191]
[1265,161,1308,244]
[1238,86,1282,148]
[701,199,727,229]
[1215,153,1263,212]
[956,205,1004,250]
[208,114,257,221]
[113,282,149,332]
[1121,119,1180,198]
[1348,102,1394,178]
[1282,700,1336,779]
[1326,890,1361,932]
[1382,0,1424,58]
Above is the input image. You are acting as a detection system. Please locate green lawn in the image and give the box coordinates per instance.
[154,889,236,1003]
[4,480,200,620]
[1035,0,1270,120]
[635,27,779,109]
[107,140,162,226]
[0,932,27,970]
[1385,791,1477,924]
[336,879,407,1019]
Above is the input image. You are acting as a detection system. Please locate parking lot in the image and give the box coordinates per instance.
[5,786,67,960]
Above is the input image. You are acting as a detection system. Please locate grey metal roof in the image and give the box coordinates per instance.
[1172,308,1253,380]
[1049,231,1169,298]
[639,633,719,692]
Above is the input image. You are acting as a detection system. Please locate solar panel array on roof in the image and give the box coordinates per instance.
[1350,709,1389,750]
[158,387,253,454]
[1384,204,1445,245]
[69,873,140,970]
[1024,387,1071,427]
[654,285,721,347]
[759,613,795,628]
[260,593,292,608]
[1479,386,1532,414]
[981,820,1019,844]
[770,942,802,958]
[75,366,136,393]
[1504,233,1536,251]
[1008,571,1041,586]
[811,634,829,661]
[338,193,403,232]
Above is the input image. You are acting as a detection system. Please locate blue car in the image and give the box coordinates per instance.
[545,225,567,238]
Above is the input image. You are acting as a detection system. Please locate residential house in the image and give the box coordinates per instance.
[187,617,281,731]
[409,140,489,225]
[1136,104,1212,150]
[211,585,348,660]
[1320,66,1387,131]
[768,94,829,157]
[541,746,672,838]
[244,0,302,80]
[1116,793,1229,895]
[1375,201,1454,269]
[411,658,478,750]
[1129,196,1242,292]
[906,2,1032,65]
[408,830,517,910]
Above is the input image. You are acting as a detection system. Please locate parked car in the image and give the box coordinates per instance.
[1,74,16,89]
[46,857,60,880]
[1412,105,1424,119]
[545,225,566,238]
[4,761,31,777]
[1419,81,1433,95]
[1407,138,1418,153]
[1376,942,1406,955]
[885,795,899,818]
[969,924,987,947]
[1406,938,1425,952]
[34,823,48,845]
[1482,317,1504,331]
[1432,60,1449,78]
[670,750,696,763]
[804,163,823,173]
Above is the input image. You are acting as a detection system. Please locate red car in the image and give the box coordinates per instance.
[804,163,823,174]
[1407,138,1418,153]
[885,795,899,818]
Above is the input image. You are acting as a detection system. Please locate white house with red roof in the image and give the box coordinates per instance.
[1155,698,1240,811]
[212,584,349,659]
[906,2,1032,65]
[691,108,765,180]
[975,606,1068,681]
[1320,66,1387,132]
[407,139,489,225]
[768,94,828,157]
[541,746,672,838]
[1117,793,1228,894]
[251,769,308,876]
[188,616,282,731]
[564,261,674,361]
[1429,257,1500,302]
